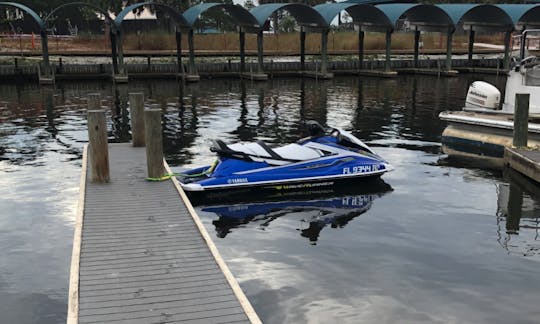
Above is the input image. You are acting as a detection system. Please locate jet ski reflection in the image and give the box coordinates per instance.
[197,178,392,244]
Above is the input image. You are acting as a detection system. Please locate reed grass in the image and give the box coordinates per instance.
[0,30,506,53]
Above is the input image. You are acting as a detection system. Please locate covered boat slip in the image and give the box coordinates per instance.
[69,143,260,324]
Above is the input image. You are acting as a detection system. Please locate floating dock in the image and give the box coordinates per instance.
[68,143,260,324]
[504,147,540,184]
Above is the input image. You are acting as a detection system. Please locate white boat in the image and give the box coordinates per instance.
[439,30,540,165]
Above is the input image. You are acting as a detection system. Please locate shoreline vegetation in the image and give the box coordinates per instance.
[0,31,505,53]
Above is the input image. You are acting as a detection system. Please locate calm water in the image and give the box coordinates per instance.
[1,75,539,324]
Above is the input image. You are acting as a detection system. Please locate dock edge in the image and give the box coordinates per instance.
[166,161,262,324]
[67,144,88,324]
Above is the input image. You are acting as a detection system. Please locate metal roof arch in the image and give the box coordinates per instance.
[250,3,328,30]
[376,3,455,32]
[314,3,392,32]
[115,2,189,29]
[0,2,44,29]
[496,4,540,29]
[183,3,259,29]
[436,4,513,32]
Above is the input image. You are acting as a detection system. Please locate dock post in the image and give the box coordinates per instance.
[87,109,110,183]
[385,31,392,72]
[413,29,420,68]
[144,108,165,179]
[358,30,364,70]
[513,93,530,148]
[129,93,145,147]
[257,30,264,74]
[300,27,306,71]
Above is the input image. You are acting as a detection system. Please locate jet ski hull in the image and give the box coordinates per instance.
[179,155,391,192]
[177,122,392,193]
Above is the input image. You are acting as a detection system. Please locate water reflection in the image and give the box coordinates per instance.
[196,179,392,244]
[497,168,540,257]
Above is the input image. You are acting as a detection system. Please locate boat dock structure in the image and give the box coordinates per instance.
[505,148,540,184]
[3,2,540,83]
[68,94,261,324]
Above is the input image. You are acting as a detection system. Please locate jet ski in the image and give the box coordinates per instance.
[178,120,392,192]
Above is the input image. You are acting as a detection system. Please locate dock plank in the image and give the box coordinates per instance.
[504,147,540,183]
[69,143,259,324]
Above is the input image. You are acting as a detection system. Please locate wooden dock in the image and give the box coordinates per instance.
[504,147,540,184]
[68,143,260,324]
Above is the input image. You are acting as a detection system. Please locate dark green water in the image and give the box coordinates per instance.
[1,75,539,324]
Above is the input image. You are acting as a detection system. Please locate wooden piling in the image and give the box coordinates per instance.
[144,108,164,178]
[513,93,530,148]
[129,92,145,147]
[87,110,110,183]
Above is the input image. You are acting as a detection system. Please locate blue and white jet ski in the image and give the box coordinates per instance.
[178,121,392,192]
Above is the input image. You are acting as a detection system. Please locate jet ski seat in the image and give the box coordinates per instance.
[211,139,323,165]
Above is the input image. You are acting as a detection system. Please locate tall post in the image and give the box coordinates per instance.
[239,28,246,73]
[446,29,453,71]
[110,30,119,75]
[385,30,392,72]
[321,29,329,75]
[358,30,364,70]
[257,30,264,73]
[468,29,475,65]
[129,92,145,147]
[413,29,420,68]
[188,29,196,76]
[87,109,110,183]
[175,29,183,74]
[504,30,511,70]
[40,29,50,78]
[116,30,125,76]
[513,93,530,148]
[144,108,165,179]
[300,27,306,71]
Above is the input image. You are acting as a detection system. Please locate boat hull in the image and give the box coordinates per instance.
[185,175,390,205]
[441,119,540,166]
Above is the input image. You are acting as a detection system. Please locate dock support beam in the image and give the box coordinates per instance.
[504,30,511,70]
[144,108,165,179]
[413,29,420,68]
[129,93,145,147]
[39,29,53,84]
[257,30,264,74]
[87,94,110,183]
[321,29,329,75]
[300,28,306,71]
[115,30,128,83]
[110,30,119,76]
[358,30,364,70]
[468,29,475,65]
[187,29,199,81]
[239,28,246,73]
[175,30,183,75]
[513,93,530,148]
[446,29,453,71]
[385,31,392,72]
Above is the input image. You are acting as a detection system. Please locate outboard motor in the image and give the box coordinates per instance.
[305,120,326,137]
[465,81,501,109]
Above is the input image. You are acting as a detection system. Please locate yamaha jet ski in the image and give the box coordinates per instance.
[178,121,392,192]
